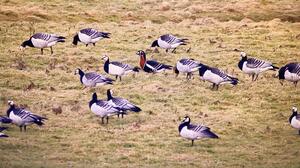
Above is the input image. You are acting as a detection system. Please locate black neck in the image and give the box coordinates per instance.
[178,121,189,132]
[238,56,247,70]
[6,105,15,117]
[289,111,297,123]
[104,58,109,73]
[78,69,84,83]
[151,40,159,47]
[278,67,286,79]
[107,90,113,100]
[73,34,80,45]
[89,93,98,108]
[199,64,208,76]
[21,40,34,47]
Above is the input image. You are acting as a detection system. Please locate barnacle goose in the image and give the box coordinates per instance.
[174,58,201,80]
[102,55,140,81]
[73,28,110,46]
[20,33,65,55]
[199,64,238,90]
[278,62,300,87]
[75,68,114,87]
[107,89,141,118]
[179,116,218,146]
[0,127,8,138]
[238,52,278,81]
[289,107,300,135]
[0,116,12,124]
[6,101,47,132]
[136,50,172,73]
[151,34,188,53]
[89,93,124,124]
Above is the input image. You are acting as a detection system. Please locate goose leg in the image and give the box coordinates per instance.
[212,84,215,90]
[86,44,88,47]
[50,46,53,54]
[121,113,124,118]
[19,126,22,132]
[106,116,109,124]
[191,140,194,146]
[93,43,95,46]
[254,74,259,81]
[298,130,300,135]
[24,126,27,132]
[294,81,298,87]
[216,85,219,91]
[41,48,44,55]
[166,49,169,53]
[115,75,118,80]
[171,48,177,53]
[101,117,104,124]
[119,76,122,81]
[117,114,120,118]
[251,74,255,81]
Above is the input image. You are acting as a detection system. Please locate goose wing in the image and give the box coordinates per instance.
[246,58,272,69]
[85,72,113,83]
[187,124,218,138]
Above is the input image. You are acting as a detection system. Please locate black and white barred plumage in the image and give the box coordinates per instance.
[20,33,65,54]
[75,68,114,87]
[73,28,110,46]
[107,89,141,118]
[174,58,201,79]
[151,34,188,53]
[89,93,124,124]
[178,116,218,146]
[238,52,278,81]
[199,64,238,90]
[102,55,140,81]
[278,62,300,87]
[6,101,47,132]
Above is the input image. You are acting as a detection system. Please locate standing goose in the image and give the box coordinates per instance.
[102,55,140,81]
[151,34,188,53]
[278,62,300,87]
[289,107,300,135]
[75,68,114,87]
[238,52,279,81]
[0,127,8,138]
[73,28,110,46]
[6,101,47,132]
[89,93,124,124]
[136,50,172,73]
[199,64,238,90]
[174,58,201,80]
[107,89,141,118]
[178,116,218,146]
[20,33,66,55]
[0,116,12,124]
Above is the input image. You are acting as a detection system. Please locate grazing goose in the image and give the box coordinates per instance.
[174,58,201,80]
[238,52,279,81]
[278,62,300,87]
[289,107,300,135]
[89,93,124,124]
[0,116,12,124]
[151,34,188,53]
[0,127,8,138]
[102,55,140,81]
[199,64,238,90]
[73,28,110,46]
[75,68,114,87]
[178,116,218,146]
[136,50,172,73]
[107,89,141,118]
[6,101,47,132]
[20,33,65,55]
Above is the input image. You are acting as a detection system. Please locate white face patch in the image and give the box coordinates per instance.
[240,52,247,57]
[8,100,14,105]
[292,107,298,112]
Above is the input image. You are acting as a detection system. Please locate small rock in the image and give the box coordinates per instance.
[49,87,56,91]
[160,2,171,11]
[24,81,35,91]
[52,105,62,115]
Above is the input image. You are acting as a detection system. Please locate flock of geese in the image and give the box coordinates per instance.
[1,28,300,146]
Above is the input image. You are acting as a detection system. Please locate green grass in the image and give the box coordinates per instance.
[0,0,300,167]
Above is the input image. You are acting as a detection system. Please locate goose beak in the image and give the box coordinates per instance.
[19,46,25,51]
[279,80,283,85]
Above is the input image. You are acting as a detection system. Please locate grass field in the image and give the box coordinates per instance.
[0,0,300,167]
